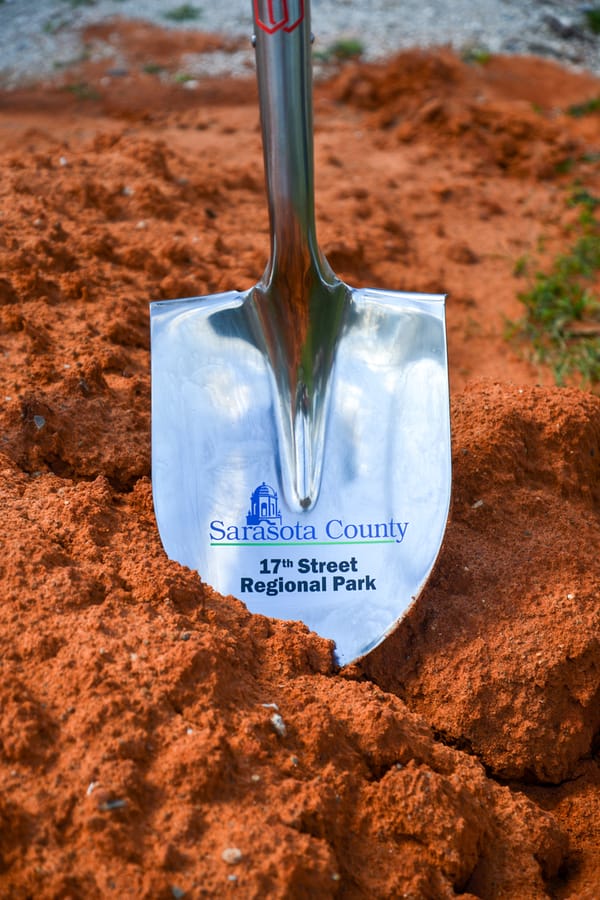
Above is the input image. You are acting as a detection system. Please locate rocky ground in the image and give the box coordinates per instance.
[1,0,600,88]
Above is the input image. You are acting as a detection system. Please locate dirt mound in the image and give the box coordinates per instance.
[361,382,600,785]
[0,384,597,898]
[330,50,599,177]
[0,31,599,898]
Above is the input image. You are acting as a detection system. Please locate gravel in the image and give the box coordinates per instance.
[0,0,599,88]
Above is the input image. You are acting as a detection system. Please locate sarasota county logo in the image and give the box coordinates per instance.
[246,482,282,526]
[254,0,304,34]
[209,482,409,546]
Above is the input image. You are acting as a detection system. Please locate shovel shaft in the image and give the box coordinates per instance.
[252,0,330,287]
[251,0,348,512]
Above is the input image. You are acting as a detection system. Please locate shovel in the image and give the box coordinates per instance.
[150,0,451,666]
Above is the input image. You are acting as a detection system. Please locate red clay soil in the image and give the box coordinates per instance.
[0,22,599,898]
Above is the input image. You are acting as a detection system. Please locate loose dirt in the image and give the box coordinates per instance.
[0,22,598,898]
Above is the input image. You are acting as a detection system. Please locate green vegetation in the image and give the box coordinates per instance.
[328,38,364,61]
[568,188,600,213]
[513,255,529,278]
[508,189,600,388]
[315,38,364,63]
[163,4,202,21]
[143,62,166,75]
[584,6,600,34]
[555,157,575,175]
[461,46,492,65]
[567,95,600,118]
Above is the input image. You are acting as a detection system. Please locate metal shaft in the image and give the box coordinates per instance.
[252,0,329,287]
[251,0,348,511]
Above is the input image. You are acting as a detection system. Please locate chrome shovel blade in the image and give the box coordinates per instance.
[150,0,451,665]
[150,285,450,666]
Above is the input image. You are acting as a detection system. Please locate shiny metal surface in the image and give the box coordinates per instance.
[252,0,348,510]
[150,0,451,665]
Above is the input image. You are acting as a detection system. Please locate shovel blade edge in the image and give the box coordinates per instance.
[150,286,451,665]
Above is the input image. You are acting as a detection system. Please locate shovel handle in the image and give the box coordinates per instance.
[251,0,347,511]
[252,0,330,286]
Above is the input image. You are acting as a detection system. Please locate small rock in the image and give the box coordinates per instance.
[270,713,286,736]
[221,847,243,865]
[98,798,127,811]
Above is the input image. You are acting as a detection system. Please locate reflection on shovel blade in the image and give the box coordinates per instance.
[150,285,450,666]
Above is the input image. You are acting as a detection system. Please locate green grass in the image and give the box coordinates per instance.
[328,38,364,61]
[508,190,600,388]
[315,38,364,63]
[461,46,492,65]
[174,72,196,83]
[567,95,600,118]
[143,62,166,75]
[555,157,576,175]
[584,7,600,34]
[513,255,529,278]
[163,3,202,21]
[568,188,600,214]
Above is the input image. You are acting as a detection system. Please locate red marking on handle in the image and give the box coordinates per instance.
[254,0,304,34]
[267,0,283,27]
